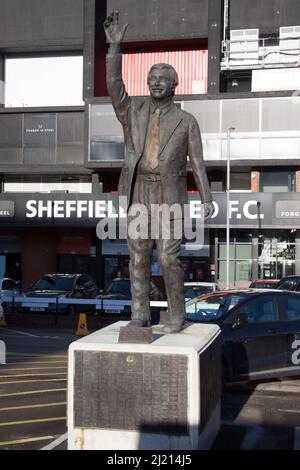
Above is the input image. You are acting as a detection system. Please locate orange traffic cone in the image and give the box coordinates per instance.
[76,313,89,336]
[0,305,7,327]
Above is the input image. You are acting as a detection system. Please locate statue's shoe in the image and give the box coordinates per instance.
[162,323,184,334]
[127,319,150,327]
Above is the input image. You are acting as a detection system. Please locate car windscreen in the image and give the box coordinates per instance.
[250,282,277,289]
[106,280,131,294]
[276,279,298,291]
[186,293,246,322]
[184,286,213,298]
[33,276,75,291]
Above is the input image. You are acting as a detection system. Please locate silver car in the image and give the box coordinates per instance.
[0,278,21,312]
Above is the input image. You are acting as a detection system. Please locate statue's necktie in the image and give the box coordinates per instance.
[146,108,160,169]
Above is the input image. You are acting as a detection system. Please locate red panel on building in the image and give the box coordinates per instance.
[122,50,208,96]
[57,229,91,255]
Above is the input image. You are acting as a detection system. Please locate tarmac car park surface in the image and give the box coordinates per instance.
[0,324,299,450]
[0,327,74,450]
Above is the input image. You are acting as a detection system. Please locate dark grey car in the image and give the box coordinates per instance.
[186,289,300,383]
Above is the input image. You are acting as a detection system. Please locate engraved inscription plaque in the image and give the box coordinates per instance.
[74,351,188,434]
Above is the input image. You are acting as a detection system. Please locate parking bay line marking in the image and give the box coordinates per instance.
[0,378,67,385]
[0,416,66,427]
[1,367,67,372]
[7,353,67,358]
[40,432,67,451]
[0,388,66,398]
[0,402,66,412]
[0,372,67,378]
[7,361,67,365]
[0,435,61,447]
[0,329,40,338]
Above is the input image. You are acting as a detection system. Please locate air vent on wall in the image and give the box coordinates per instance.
[280,26,300,52]
[230,29,259,61]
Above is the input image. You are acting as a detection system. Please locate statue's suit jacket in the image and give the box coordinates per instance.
[106,51,213,211]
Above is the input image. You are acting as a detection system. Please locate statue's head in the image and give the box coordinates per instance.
[147,63,179,99]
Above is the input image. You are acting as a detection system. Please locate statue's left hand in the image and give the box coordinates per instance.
[203,201,215,220]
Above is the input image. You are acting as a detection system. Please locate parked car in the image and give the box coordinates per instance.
[0,278,21,313]
[99,277,164,315]
[22,273,99,315]
[102,278,163,300]
[185,289,300,383]
[276,275,300,292]
[183,282,218,300]
[249,279,279,289]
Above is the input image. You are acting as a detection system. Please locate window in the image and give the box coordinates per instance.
[77,275,94,289]
[3,176,92,193]
[236,296,278,322]
[281,295,300,321]
[230,173,251,191]
[277,279,298,291]
[186,294,245,322]
[5,55,84,107]
[2,279,17,291]
[260,171,295,193]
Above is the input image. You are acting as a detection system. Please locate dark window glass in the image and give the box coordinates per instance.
[281,295,300,321]
[184,286,214,298]
[260,171,295,193]
[34,276,75,291]
[277,279,298,291]
[186,294,245,321]
[236,296,278,322]
[2,280,17,290]
[231,173,251,190]
[106,280,130,294]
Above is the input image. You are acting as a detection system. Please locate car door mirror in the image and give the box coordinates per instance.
[232,312,248,329]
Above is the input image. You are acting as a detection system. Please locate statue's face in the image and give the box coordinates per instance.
[148,68,174,99]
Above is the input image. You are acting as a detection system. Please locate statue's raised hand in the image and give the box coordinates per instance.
[104,10,128,45]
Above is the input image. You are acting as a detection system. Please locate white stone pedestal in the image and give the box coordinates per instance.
[68,321,222,450]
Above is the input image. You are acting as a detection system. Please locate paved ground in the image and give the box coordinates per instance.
[213,380,300,449]
[0,326,74,450]
[0,325,299,450]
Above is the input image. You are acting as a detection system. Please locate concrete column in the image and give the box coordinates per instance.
[252,234,259,280]
[251,171,260,192]
[83,0,96,100]
[214,233,219,284]
[0,54,4,107]
[295,230,300,276]
[207,0,223,94]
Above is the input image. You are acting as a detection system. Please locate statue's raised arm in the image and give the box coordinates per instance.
[103,10,130,124]
[103,10,128,48]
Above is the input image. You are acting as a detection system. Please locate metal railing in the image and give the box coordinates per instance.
[0,295,166,324]
[221,36,300,69]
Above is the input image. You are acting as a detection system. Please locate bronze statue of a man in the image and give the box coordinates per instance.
[104,11,214,333]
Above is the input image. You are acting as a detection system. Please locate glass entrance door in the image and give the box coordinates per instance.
[258,232,295,279]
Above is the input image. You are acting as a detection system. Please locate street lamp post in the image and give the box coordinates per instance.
[226,127,235,289]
